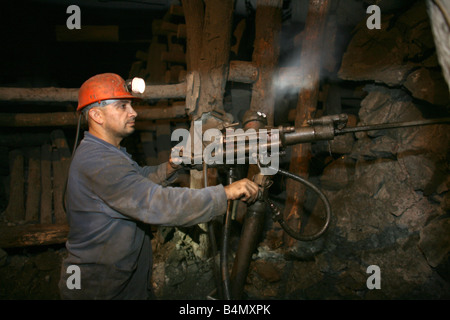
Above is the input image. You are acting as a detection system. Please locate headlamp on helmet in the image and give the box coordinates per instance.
[126,77,146,94]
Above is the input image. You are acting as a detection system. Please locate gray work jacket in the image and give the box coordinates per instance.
[58,132,227,299]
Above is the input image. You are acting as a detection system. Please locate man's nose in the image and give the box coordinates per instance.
[128,105,138,118]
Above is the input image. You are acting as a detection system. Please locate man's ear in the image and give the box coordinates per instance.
[88,107,104,125]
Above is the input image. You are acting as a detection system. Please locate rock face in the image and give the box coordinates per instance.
[271,82,450,299]
[338,0,449,106]
[0,247,65,299]
[419,216,450,281]
[404,68,450,105]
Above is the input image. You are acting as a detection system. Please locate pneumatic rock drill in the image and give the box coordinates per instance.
[178,110,450,300]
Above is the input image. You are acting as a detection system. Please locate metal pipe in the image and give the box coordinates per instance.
[282,124,335,146]
[229,198,266,299]
[204,163,222,299]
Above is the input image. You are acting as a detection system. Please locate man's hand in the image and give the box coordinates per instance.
[224,178,259,203]
[167,146,183,175]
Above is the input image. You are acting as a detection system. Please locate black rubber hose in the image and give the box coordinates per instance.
[220,168,236,300]
[276,168,332,241]
[220,199,233,300]
[203,163,223,299]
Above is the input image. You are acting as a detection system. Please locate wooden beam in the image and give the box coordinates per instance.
[146,36,168,84]
[152,20,181,36]
[0,223,69,248]
[195,0,234,117]
[165,65,185,84]
[230,0,283,299]
[231,19,246,56]
[25,148,41,223]
[169,4,184,17]
[3,150,25,222]
[238,0,282,224]
[284,0,332,248]
[52,148,67,224]
[249,0,283,127]
[51,130,72,225]
[136,50,148,61]
[177,24,187,39]
[182,0,234,193]
[161,50,186,64]
[135,104,187,120]
[141,83,187,99]
[55,25,119,42]
[0,112,81,127]
[0,84,186,103]
[182,0,207,191]
[40,144,53,225]
[155,121,171,163]
[0,87,78,102]
[0,104,187,127]
[181,0,205,73]
[229,60,259,84]
[0,62,257,104]
[160,21,180,35]
[51,130,72,177]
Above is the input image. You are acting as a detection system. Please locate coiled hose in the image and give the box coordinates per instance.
[270,168,332,241]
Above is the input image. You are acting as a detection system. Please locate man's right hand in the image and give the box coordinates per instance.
[223,178,259,204]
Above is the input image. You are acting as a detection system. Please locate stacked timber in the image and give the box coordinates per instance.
[0,130,71,248]
[129,4,187,85]
[129,5,190,167]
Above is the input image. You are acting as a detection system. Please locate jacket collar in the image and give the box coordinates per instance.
[83,131,131,157]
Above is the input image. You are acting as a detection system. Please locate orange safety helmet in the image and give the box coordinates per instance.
[77,73,140,112]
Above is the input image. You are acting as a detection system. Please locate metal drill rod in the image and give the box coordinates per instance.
[334,117,450,135]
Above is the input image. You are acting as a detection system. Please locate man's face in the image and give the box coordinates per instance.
[100,100,138,139]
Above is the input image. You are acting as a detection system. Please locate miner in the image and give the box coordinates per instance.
[58,73,259,299]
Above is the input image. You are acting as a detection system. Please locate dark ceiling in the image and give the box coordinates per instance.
[0,0,169,88]
[0,0,418,89]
